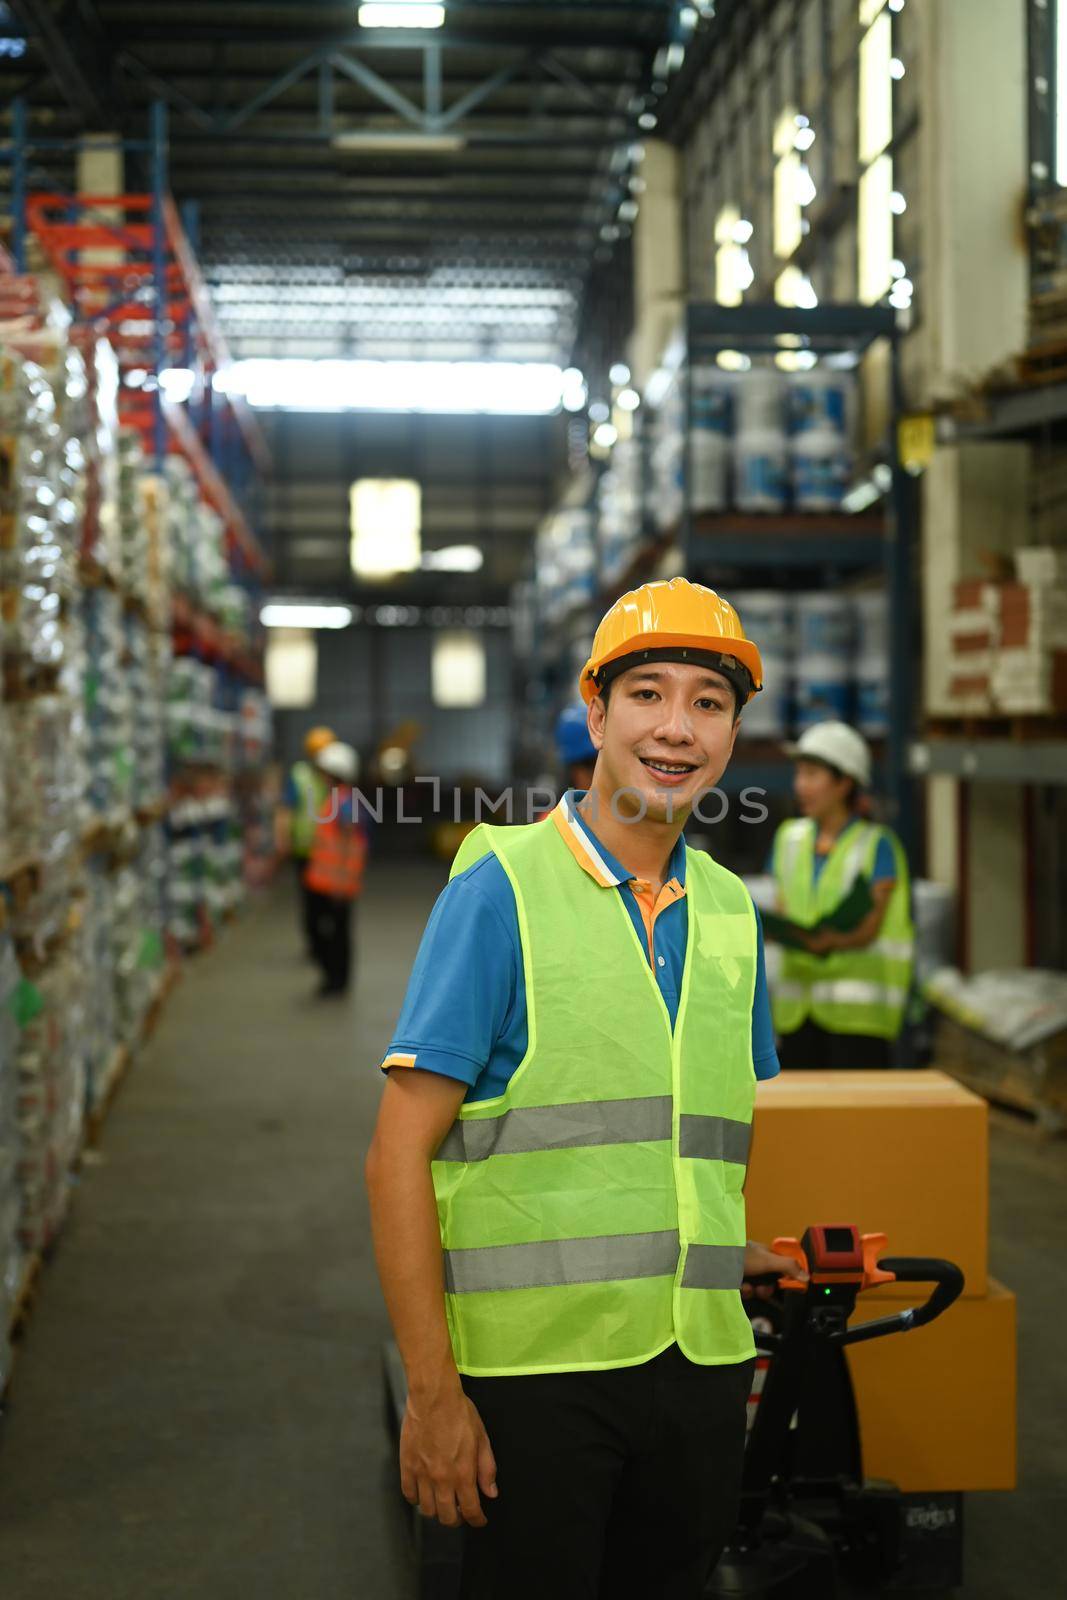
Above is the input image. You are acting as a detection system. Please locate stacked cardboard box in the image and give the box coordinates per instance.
[948,548,1067,716]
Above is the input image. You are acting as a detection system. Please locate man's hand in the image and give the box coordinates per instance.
[802,928,839,955]
[742,1239,809,1300]
[400,1384,498,1529]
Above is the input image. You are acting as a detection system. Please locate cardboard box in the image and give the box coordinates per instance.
[846,1278,1016,1492]
[747,1070,989,1296]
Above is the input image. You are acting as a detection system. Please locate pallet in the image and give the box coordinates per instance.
[1015,337,1067,389]
[925,712,1067,741]
[941,1061,1066,1137]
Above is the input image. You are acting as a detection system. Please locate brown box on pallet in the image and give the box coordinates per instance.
[847,1279,1016,1492]
[746,1070,989,1296]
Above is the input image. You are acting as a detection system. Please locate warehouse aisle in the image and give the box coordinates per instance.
[0,862,446,1600]
[0,861,1064,1599]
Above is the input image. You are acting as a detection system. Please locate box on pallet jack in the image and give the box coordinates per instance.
[746,1069,1016,1496]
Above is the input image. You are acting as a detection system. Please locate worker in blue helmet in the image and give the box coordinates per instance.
[555,703,598,793]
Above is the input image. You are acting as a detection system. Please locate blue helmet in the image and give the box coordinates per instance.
[555,704,597,767]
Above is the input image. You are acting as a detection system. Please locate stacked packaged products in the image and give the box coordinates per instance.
[650,362,855,524]
[596,439,644,585]
[534,504,597,619]
[0,929,21,1387]
[947,548,1067,716]
[0,269,267,1331]
[732,588,889,740]
[15,948,87,1255]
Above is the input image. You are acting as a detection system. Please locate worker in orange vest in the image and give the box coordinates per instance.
[304,741,368,998]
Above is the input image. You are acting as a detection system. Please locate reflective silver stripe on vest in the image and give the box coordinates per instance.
[775,979,908,1009]
[679,1114,751,1166]
[435,1101,751,1166]
[444,1230,680,1294]
[681,1244,747,1290]
[435,1096,672,1163]
[870,938,915,963]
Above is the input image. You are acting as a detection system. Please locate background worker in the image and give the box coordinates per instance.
[769,720,914,1070]
[276,725,336,958]
[366,577,799,1600]
[302,740,367,998]
[555,701,598,792]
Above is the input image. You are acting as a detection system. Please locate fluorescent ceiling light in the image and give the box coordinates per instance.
[358,3,445,27]
[332,132,463,153]
[221,359,569,414]
[422,545,484,573]
[260,602,353,629]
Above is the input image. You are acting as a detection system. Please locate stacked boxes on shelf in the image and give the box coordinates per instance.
[948,548,1067,717]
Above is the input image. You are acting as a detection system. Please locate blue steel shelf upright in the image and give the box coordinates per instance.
[663,302,915,858]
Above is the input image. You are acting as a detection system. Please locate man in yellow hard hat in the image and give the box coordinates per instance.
[367,577,799,1599]
[276,726,336,960]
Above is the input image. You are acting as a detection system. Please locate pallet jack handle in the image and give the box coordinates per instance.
[831,1257,965,1347]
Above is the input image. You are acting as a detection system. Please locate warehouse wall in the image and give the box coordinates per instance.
[276,624,514,786]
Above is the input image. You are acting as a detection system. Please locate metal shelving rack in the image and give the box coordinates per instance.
[647,302,914,842]
[3,99,269,580]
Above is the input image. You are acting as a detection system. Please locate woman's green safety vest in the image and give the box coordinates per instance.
[771,817,914,1041]
[433,818,758,1378]
[288,760,329,858]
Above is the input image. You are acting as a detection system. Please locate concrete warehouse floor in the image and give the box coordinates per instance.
[0,862,1063,1599]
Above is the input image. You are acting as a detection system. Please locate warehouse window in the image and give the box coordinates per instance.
[857,3,897,303]
[432,631,486,709]
[265,629,317,709]
[350,480,422,579]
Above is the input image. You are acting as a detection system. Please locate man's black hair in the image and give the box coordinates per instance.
[595,649,749,718]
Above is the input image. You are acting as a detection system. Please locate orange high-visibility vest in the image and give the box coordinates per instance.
[304,805,367,899]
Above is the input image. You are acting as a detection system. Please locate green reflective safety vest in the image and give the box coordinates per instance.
[433,817,758,1378]
[770,817,914,1041]
[288,760,329,858]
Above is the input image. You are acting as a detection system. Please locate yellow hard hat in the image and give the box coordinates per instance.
[305,725,336,758]
[579,577,763,705]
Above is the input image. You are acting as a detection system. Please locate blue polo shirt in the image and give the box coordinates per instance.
[382,792,780,1100]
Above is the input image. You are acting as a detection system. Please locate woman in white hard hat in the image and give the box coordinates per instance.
[768,721,914,1069]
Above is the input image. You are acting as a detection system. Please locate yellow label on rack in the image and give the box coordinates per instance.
[898,412,936,471]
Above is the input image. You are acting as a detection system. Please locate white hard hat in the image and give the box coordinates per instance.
[316,741,359,784]
[786,721,872,788]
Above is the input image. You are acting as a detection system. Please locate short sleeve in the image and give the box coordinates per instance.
[750,907,780,1080]
[871,834,897,883]
[380,858,520,1089]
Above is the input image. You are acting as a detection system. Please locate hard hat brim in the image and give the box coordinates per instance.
[580,631,764,704]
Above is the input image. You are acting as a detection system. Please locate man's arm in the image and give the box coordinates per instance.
[365,1069,498,1529]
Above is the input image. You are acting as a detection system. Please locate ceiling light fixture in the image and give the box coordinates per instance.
[260,602,354,629]
[358,3,446,28]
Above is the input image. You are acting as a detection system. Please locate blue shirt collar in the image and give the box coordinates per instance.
[561,789,688,888]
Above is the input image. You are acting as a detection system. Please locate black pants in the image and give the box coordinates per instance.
[306,889,356,993]
[292,855,316,954]
[458,1344,754,1600]
[777,1018,891,1070]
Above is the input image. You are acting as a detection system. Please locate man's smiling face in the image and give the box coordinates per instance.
[587,660,741,823]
